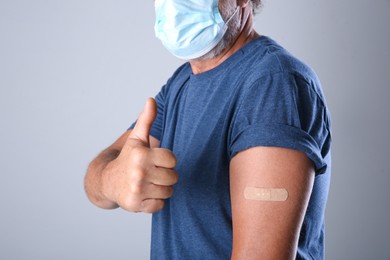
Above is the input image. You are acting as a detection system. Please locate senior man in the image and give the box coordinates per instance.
[84,0,332,259]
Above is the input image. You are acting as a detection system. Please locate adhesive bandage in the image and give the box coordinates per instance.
[244,187,289,202]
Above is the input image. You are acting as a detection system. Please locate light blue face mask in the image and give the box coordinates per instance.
[154,0,239,60]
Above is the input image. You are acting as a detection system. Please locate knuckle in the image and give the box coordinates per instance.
[130,168,146,182]
[171,171,179,184]
[164,170,178,185]
[169,154,177,168]
[129,146,149,165]
[120,194,140,212]
[164,151,177,167]
[158,148,177,168]
[129,181,143,195]
[165,186,174,198]
[142,200,164,213]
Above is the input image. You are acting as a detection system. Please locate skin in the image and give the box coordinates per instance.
[84,98,178,212]
[230,148,314,259]
[191,0,259,74]
[84,0,315,258]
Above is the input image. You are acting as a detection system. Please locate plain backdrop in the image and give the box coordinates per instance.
[1,0,389,259]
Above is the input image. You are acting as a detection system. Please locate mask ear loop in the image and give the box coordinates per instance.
[225,6,240,25]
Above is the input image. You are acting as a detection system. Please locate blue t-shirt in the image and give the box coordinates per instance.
[131,36,332,259]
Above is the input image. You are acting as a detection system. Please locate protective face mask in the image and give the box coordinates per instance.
[154,0,239,60]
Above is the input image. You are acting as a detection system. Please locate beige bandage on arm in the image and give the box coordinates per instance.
[244,187,289,201]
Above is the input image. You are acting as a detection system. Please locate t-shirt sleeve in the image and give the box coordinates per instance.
[228,72,332,175]
[128,85,167,141]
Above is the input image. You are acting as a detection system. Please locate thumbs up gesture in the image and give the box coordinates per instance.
[102,98,178,213]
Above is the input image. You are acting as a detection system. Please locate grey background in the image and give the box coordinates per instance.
[0,0,389,259]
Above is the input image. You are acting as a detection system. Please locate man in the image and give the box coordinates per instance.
[84,0,332,259]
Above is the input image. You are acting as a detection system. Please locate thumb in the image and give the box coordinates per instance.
[129,98,157,146]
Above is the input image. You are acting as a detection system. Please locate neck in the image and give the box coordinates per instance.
[189,7,260,75]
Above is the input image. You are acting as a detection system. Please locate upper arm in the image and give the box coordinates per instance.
[230,146,315,260]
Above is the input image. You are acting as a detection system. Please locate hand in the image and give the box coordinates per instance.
[102,98,178,213]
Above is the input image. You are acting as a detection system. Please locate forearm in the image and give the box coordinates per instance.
[84,149,121,209]
[231,232,298,260]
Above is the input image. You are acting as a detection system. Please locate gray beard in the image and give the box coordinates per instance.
[191,4,242,62]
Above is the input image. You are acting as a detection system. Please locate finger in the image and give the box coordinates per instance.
[128,98,157,146]
[143,184,174,200]
[147,167,179,186]
[150,148,177,168]
[141,199,165,213]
